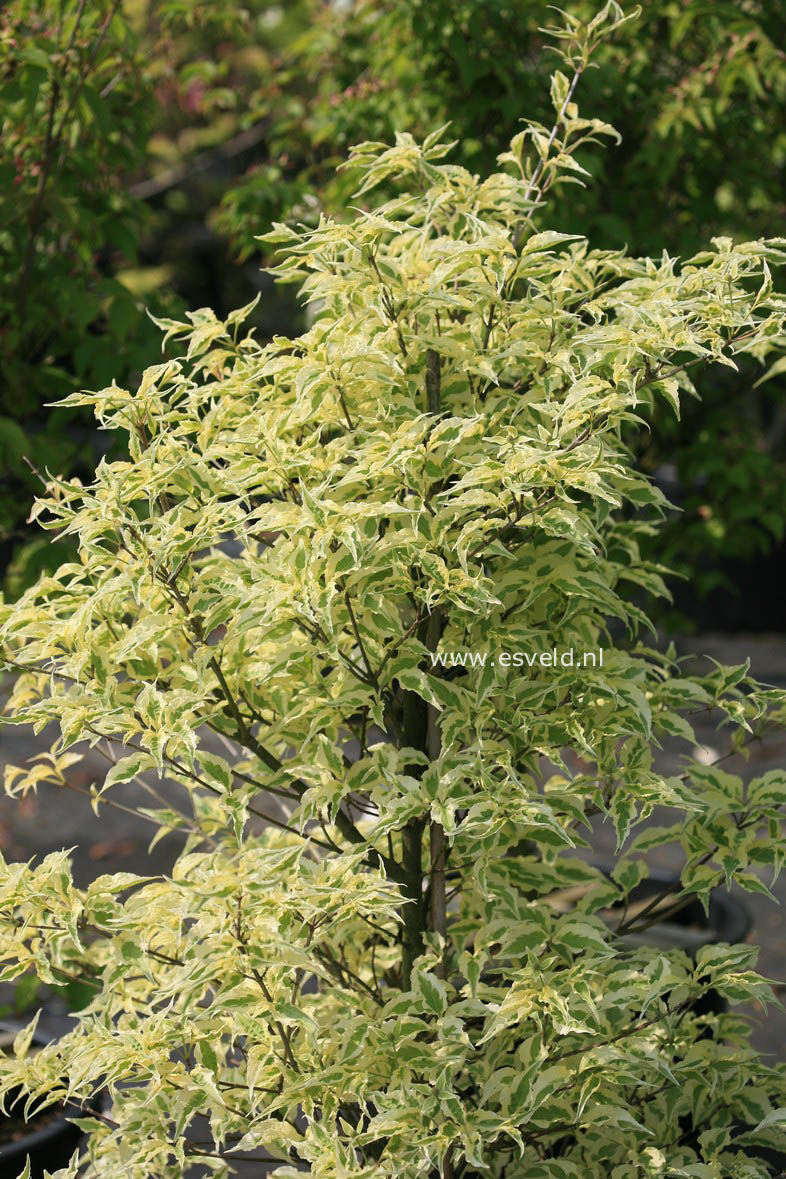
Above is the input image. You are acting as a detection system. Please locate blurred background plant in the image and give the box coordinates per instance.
[1,0,160,592]
[0,972,93,1020]
[2,0,785,623]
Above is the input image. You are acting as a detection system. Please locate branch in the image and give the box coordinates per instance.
[129,121,268,201]
[345,592,378,687]
[466,490,557,562]
[509,59,586,258]
[426,348,441,416]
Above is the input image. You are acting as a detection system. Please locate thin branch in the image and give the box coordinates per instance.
[466,490,557,562]
[345,592,378,687]
[334,378,355,431]
[129,121,269,201]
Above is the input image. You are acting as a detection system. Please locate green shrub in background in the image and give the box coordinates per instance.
[3,7,786,1175]
[0,2,154,399]
[0,0,167,591]
[127,0,312,328]
[220,0,786,259]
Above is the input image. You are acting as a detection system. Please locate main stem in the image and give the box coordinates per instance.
[426,349,448,975]
[400,349,446,988]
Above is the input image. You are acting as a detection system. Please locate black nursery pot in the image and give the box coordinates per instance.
[622,878,786,1172]
[623,870,752,943]
[617,871,753,1019]
[0,1030,101,1178]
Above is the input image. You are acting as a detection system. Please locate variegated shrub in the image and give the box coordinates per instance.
[3,5,786,1177]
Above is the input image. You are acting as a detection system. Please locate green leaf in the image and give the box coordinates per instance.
[414,971,448,1016]
[553,916,612,957]
[198,752,234,793]
[101,753,155,794]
